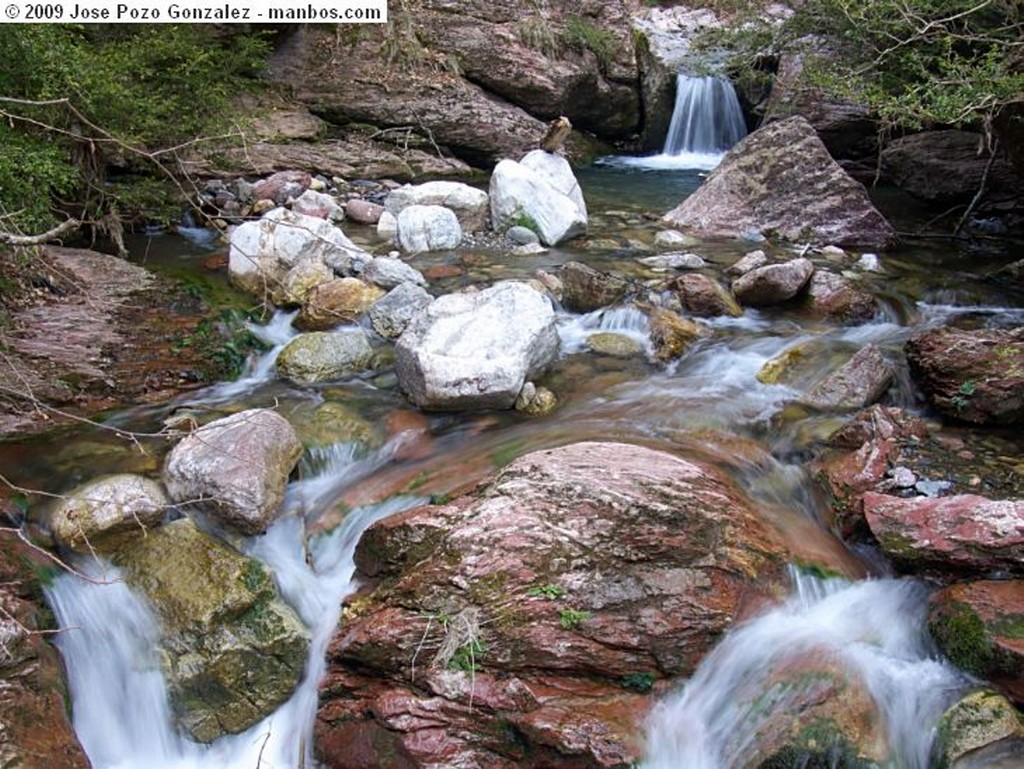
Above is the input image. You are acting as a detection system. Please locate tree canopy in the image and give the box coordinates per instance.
[0,25,270,232]
[703,0,1023,134]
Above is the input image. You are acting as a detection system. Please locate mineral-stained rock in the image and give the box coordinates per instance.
[294,277,384,331]
[802,344,894,411]
[559,261,630,312]
[802,270,877,323]
[663,117,896,248]
[315,441,855,768]
[905,326,1024,425]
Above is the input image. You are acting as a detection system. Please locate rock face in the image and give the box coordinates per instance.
[905,327,1024,425]
[881,130,1019,201]
[663,117,896,248]
[316,442,806,768]
[163,409,303,536]
[490,153,588,246]
[929,582,1024,704]
[864,493,1024,576]
[49,474,169,554]
[113,518,309,742]
[0,532,89,768]
[395,281,559,410]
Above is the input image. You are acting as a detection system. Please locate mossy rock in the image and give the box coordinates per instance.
[933,689,1024,768]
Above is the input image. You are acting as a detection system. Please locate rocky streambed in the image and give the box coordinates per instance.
[0,137,1023,768]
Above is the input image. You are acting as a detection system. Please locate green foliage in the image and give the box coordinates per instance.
[518,17,560,60]
[559,608,592,630]
[448,638,486,672]
[526,583,566,600]
[562,16,616,73]
[0,25,270,231]
[619,672,657,692]
[952,379,977,413]
[698,0,1024,132]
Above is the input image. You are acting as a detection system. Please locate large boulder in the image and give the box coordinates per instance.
[163,409,302,536]
[316,442,849,768]
[276,330,375,386]
[0,532,89,768]
[227,207,371,302]
[384,181,489,233]
[490,155,587,246]
[395,281,559,410]
[929,582,1024,704]
[49,474,169,554]
[663,116,896,248]
[864,493,1024,577]
[113,518,309,742]
[905,327,1024,425]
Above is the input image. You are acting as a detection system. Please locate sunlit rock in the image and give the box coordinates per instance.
[396,204,463,253]
[294,277,384,331]
[395,281,559,410]
[490,154,587,246]
[50,474,169,555]
[113,518,309,742]
[647,306,702,361]
[586,331,644,358]
[163,408,302,536]
[385,181,489,232]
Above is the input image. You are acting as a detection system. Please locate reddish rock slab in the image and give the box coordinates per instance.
[316,441,854,767]
[864,492,1024,576]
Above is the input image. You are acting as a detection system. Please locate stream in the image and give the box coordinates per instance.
[4,159,1023,768]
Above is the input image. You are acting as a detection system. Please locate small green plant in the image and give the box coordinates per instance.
[561,16,616,73]
[951,380,977,413]
[619,672,657,693]
[518,16,560,59]
[508,210,541,235]
[448,637,487,673]
[559,608,592,630]
[527,583,566,600]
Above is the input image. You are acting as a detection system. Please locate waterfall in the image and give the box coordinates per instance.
[663,75,747,158]
[596,74,746,171]
[641,572,970,769]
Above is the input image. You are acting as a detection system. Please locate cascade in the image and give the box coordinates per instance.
[662,74,747,158]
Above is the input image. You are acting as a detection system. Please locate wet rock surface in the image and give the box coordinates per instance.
[315,441,852,767]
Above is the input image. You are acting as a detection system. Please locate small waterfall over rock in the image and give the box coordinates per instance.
[663,74,747,159]
[641,572,970,769]
[597,73,746,171]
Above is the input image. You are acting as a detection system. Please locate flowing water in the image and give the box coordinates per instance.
[599,74,747,171]
[4,160,1022,768]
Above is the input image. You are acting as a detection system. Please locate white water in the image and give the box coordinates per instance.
[642,573,970,769]
[606,74,747,171]
[46,441,424,769]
